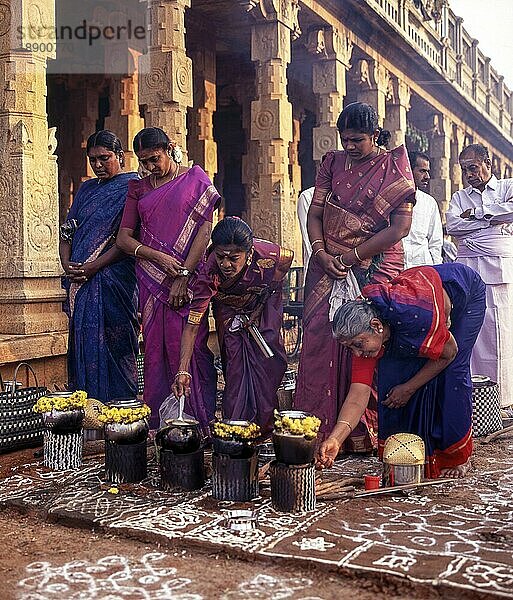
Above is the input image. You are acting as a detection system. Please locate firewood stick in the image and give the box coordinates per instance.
[319,478,455,501]
[481,423,513,444]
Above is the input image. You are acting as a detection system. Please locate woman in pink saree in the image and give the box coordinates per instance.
[172,217,293,434]
[294,102,416,448]
[117,127,220,429]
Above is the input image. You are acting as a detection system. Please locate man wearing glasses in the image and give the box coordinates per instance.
[446,143,513,415]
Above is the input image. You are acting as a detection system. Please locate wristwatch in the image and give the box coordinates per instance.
[178,268,190,277]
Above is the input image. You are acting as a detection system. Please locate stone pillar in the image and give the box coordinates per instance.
[188,26,217,180]
[0,0,67,337]
[428,113,452,214]
[139,0,193,156]
[246,0,300,252]
[354,59,389,126]
[384,76,411,148]
[311,26,353,160]
[290,116,301,201]
[104,50,145,172]
[450,123,465,196]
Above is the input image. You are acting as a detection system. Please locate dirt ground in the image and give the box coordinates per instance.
[0,508,454,600]
[0,437,511,599]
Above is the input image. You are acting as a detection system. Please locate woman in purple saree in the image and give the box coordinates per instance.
[60,130,139,402]
[172,217,293,434]
[294,102,416,447]
[117,127,220,430]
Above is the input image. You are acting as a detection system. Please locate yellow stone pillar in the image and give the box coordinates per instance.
[450,123,465,196]
[187,23,217,181]
[384,76,411,149]
[355,59,389,127]
[0,0,67,337]
[104,50,145,172]
[311,26,353,161]
[429,113,452,214]
[246,0,300,254]
[139,0,193,155]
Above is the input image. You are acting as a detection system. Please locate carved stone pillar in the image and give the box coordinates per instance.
[428,114,452,214]
[188,25,217,180]
[311,27,353,160]
[0,0,67,336]
[104,50,145,172]
[246,0,300,253]
[450,123,465,196]
[354,59,389,126]
[290,116,301,202]
[384,76,411,148]
[139,0,193,155]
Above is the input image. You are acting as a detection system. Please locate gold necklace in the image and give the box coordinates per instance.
[150,163,180,189]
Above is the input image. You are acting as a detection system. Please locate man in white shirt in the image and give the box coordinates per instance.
[297,187,314,273]
[402,151,443,269]
[446,143,513,410]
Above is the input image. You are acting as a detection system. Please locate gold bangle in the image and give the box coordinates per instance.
[338,255,351,269]
[337,419,353,432]
[134,243,143,258]
[175,370,192,380]
[313,247,325,257]
[354,246,362,262]
[311,239,324,246]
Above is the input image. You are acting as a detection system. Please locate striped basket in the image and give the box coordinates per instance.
[0,363,47,453]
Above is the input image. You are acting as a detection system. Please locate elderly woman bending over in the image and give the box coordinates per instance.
[318,263,485,478]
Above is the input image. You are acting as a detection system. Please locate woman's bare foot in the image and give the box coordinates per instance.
[439,458,471,479]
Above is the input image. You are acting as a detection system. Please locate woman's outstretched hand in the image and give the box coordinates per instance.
[171,374,191,399]
[317,251,348,280]
[316,436,341,469]
[382,383,413,409]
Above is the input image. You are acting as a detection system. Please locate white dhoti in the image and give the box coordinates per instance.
[458,232,513,407]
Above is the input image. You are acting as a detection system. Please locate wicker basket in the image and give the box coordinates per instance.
[83,398,106,429]
[382,433,425,465]
[0,363,47,453]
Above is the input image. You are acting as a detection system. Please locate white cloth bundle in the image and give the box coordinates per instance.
[328,269,362,322]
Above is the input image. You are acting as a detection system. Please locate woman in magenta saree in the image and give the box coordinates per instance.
[117,128,220,429]
[173,217,293,434]
[60,131,139,402]
[318,264,486,478]
[294,102,416,447]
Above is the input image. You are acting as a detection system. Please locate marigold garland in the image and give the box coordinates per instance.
[212,421,260,440]
[33,390,87,413]
[97,404,151,425]
[274,410,321,440]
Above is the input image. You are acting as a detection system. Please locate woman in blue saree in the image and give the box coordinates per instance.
[317,263,486,478]
[59,130,139,402]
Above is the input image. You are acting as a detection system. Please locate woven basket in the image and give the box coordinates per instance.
[0,363,47,453]
[383,433,425,466]
[83,398,107,429]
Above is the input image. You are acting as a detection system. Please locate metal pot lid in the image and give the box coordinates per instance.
[471,375,491,384]
[221,419,252,427]
[277,410,311,419]
[110,398,142,408]
[163,418,199,427]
